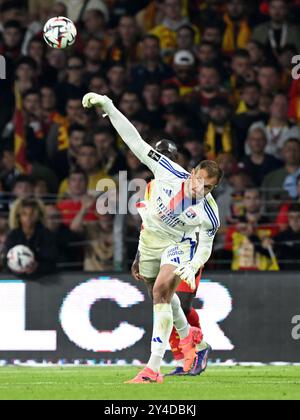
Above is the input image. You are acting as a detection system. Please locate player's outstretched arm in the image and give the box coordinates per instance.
[82,93,158,173]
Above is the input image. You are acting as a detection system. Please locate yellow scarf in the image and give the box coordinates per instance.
[236,100,247,114]
[204,123,233,159]
[223,14,251,54]
[52,113,69,151]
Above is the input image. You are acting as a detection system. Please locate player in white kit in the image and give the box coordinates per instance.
[83,93,222,384]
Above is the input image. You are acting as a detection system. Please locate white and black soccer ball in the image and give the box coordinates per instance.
[7,245,35,274]
[43,16,77,49]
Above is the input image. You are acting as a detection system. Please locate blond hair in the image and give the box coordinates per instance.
[9,198,46,230]
[196,160,223,185]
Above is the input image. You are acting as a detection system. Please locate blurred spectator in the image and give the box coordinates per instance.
[276,175,300,230]
[0,20,24,61]
[107,64,127,102]
[249,93,300,159]
[151,0,200,61]
[51,123,86,180]
[161,83,181,108]
[166,50,197,96]
[142,82,164,129]
[56,54,88,114]
[252,0,300,55]
[58,0,109,23]
[13,56,38,96]
[126,149,152,181]
[257,63,281,96]
[46,96,88,160]
[164,103,193,140]
[88,74,110,96]
[131,34,173,94]
[59,143,110,196]
[230,49,253,99]
[11,175,35,202]
[71,211,114,272]
[5,198,57,277]
[202,97,237,159]
[57,169,97,225]
[246,40,266,69]
[106,15,140,66]
[136,0,164,33]
[222,0,251,55]
[196,41,220,68]
[224,188,279,271]
[202,22,223,48]
[0,148,20,192]
[187,65,227,118]
[234,82,269,146]
[219,170,253,226]
[183,134,204,168]
[92,127,127,177]
[262,138,300,207]
[83,37,104,77]
[3,89,46,164]
[82,8,108,42]
[269,203,300,270]
[176,24,197,53]
[45,203,82,270]
[27,36,58,86]
[119,91,143,119]
[28,0,55,22]
[241,127,283,186]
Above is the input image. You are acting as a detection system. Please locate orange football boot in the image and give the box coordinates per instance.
[179,327,202,372]
[125,367,164,384]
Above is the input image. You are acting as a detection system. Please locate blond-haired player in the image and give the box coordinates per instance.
[83,93,222,384]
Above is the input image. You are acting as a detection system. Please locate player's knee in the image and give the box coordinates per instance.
[153,284,172,304]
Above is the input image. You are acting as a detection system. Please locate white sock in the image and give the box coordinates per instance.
[171,294,190,340]
[147,304,173,373]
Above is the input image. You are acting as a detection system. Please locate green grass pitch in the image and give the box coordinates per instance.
[0,366,299,400]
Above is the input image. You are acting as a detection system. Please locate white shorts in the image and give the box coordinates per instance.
[138,229,197,280]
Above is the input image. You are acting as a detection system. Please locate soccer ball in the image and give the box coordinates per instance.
[43,16,77,49]
[7,245,35,274]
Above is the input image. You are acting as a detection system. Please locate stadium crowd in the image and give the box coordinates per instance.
[1,0,300,275]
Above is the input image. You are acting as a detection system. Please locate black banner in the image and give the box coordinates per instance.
[0,273,299,363]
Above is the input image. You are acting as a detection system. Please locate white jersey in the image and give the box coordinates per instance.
[138,168,220,245]
[104,101,220,264]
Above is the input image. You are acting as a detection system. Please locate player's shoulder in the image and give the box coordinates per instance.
[203,193,220,229]
[153,153,190,180]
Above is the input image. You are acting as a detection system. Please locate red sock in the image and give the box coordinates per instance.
[169,308,203,361]
[187,307,201,329]
[169,327,182,360]
[187,307,203,343]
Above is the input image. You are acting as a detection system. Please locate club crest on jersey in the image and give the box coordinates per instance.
[186,209,197,219]
[148,150,161,162]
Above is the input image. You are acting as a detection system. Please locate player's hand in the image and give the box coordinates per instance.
[131,259,145,282]
[175,263,196,291]
[82,93,112,114]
